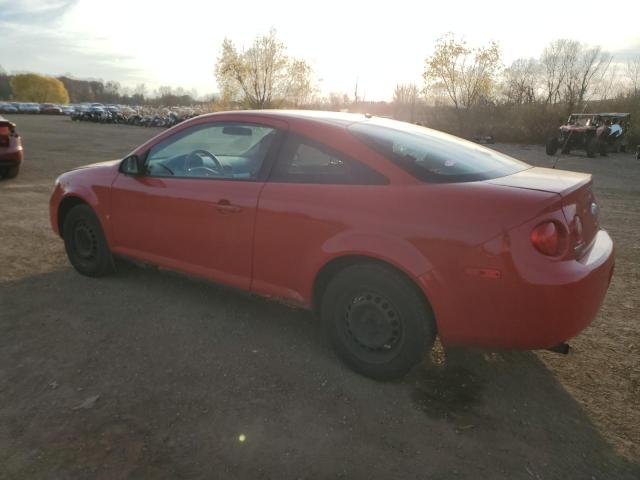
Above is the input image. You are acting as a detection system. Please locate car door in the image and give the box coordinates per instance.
[251,132,389,304]
[110,119,285,290]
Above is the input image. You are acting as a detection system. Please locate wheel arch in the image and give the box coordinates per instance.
[57,195,90,238]
[312,254,437,331]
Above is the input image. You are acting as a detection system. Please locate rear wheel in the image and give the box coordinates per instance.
[321,263,436,380]
[62,204,115,277]
[545,137,559,156]
[4,165,19,179]
[599,139,608,156]
[586,137,598,158]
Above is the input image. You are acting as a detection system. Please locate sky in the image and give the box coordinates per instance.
[1,0,639,101]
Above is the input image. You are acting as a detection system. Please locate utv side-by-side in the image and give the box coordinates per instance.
[546,113,631,157]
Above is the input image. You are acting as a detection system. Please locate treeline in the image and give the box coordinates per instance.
[56,77,202,107]
[2,30,639,146]
[370,35,640,144]
[0,68,202,107]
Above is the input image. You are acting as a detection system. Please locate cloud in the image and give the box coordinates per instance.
[0,0,79,23]
[0,1,146,85]
[611,39,640,63]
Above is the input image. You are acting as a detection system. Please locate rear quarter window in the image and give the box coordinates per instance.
[349,119,530,183]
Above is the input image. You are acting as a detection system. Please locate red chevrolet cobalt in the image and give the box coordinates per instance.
[50,111,614,379]
[0,115,23,179]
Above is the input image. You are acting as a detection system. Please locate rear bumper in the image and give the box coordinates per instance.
[0,148,23,168]
[428,229,614,350]
[0,136,24,168]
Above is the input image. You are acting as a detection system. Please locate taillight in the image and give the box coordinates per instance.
[0,126,9,147]
[531,221,564,256]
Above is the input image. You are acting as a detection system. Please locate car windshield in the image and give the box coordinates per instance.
[349,118,529,183]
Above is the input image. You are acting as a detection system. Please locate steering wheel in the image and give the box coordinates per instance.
[185,149,223,174]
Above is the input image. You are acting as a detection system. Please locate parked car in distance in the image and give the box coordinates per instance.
[40,103,63,115]
[50,111,615,380]
[0,102,18,113]
[0,115,23,179]
[18,102,40,114]
[60,105,75,115]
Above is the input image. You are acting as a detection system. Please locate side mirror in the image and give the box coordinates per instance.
[121,154,145,175]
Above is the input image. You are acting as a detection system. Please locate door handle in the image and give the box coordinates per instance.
[216,199,242,214]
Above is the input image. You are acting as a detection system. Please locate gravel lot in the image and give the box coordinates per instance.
[1,115,638,479]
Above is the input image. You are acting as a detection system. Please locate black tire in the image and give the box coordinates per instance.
[321,263,436,380]
[586,137,598,158]
[4,165,19,179]
[545,137,559,156]
[599,139,608,157]
[62,204,115,277]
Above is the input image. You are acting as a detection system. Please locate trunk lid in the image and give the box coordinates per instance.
[488,167,600,256]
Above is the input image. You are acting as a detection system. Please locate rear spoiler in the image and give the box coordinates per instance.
[0,116,17,133]
[0,116,17,147]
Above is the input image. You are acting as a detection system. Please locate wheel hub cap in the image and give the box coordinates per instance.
[74,223,96,259]
[345,293,401,351]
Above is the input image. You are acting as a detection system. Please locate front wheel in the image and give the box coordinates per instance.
[63,204,115,277]
[321,263,436,380]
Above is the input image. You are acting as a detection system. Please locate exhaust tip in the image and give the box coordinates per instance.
[547,343,570,355]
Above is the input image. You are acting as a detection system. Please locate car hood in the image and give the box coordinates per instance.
[71,159,121,171]
[486,167,590,195]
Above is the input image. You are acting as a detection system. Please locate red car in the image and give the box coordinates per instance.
[49,111,614,379]
[40,103,63,115]
[0,115,23,179]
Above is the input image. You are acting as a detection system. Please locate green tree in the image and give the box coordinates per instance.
[215,29,314,108]
[10,74,69,103]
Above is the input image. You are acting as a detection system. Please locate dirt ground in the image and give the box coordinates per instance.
[0,115,638,479]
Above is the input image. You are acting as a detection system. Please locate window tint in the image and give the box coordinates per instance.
[145,123,277,180]
[349,119,529,183]
[270,134,387,185]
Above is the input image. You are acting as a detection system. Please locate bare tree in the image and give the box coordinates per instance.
[326,92,350,111]
[597,64,624,101]
[541,39,611,108]
[540,39,574,104]
[503,58,540,104]
[626,55,640,96]
[393,83,419,121]
[563,45,611,109]
[215,29,314,109]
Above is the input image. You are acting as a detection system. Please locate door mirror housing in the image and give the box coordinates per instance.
[121,154,145,176]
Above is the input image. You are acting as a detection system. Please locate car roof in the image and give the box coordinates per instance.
[201,109,373,127]
[570,112,630,117]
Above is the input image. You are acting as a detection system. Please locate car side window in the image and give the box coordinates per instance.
[145,123,277,180]
[270,133,387,185]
